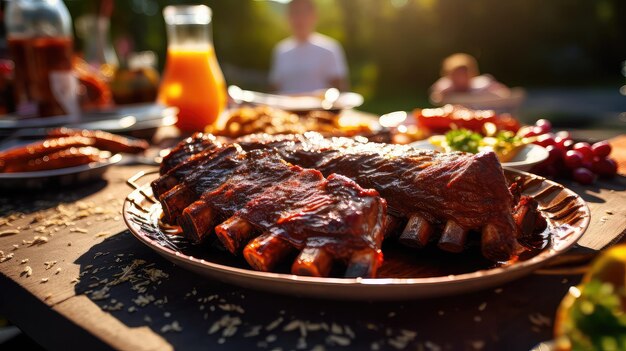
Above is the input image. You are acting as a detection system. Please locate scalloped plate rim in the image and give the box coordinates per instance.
[122,168,590,299]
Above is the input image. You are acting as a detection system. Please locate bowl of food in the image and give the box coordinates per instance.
[208,106,389,142]
[228,86,364,113]
[411,128,549,171]
[553,244,626,350]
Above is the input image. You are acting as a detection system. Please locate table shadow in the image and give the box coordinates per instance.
[72,231,578,351]
[0,180,108,217]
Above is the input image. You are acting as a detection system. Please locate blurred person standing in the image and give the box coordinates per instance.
[269,0,348,94]
[430,53,511,105]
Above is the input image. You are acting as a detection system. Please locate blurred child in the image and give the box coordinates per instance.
[430,53,510,104]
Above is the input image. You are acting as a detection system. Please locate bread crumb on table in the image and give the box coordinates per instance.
[0,251,14,263]
[21,266,32,277]
[0,229,20,237]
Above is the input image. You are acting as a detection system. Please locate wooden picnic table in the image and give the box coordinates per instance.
[0,131,624,351]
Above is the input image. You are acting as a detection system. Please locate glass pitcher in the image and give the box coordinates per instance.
[158,5,227,132]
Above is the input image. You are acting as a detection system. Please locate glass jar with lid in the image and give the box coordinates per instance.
[5,0,79,118]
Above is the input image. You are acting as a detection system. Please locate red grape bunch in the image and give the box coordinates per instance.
[520,119,618,185]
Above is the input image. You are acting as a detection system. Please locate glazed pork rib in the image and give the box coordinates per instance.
[153,146,387,277]
[156,132,521,261]
[157,144,243,224]
[159,133,225,174]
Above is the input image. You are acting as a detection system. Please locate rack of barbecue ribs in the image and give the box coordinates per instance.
[154,132,547,275]
[153,146,386,278]
[0,129,149,173]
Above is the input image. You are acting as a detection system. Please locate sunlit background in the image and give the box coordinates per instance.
[62,0,625,128]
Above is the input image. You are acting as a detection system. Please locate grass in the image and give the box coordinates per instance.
[358,92,432,115]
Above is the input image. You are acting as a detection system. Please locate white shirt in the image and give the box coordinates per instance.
[269,33,348,94]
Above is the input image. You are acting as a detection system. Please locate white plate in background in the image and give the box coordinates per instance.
[410,140,549,172]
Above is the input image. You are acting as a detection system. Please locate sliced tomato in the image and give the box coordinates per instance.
[414,105,520,134]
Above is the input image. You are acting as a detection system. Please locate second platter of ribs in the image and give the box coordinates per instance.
[153,132,546,278]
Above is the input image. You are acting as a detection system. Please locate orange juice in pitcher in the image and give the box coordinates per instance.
[158,5,226,132]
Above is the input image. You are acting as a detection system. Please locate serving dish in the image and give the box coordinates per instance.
[228,85,364,113]
[123,168,589,300]
[410,139,549,172]
[0,153,121,190]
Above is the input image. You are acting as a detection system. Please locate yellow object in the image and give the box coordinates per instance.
[554,244,626,351]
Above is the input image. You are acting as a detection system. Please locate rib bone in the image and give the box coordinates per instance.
[243,233,294,272]
[215,216,256,254]
[291,246,334,277]
[438,220,467,253]
[398,214,433,248]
